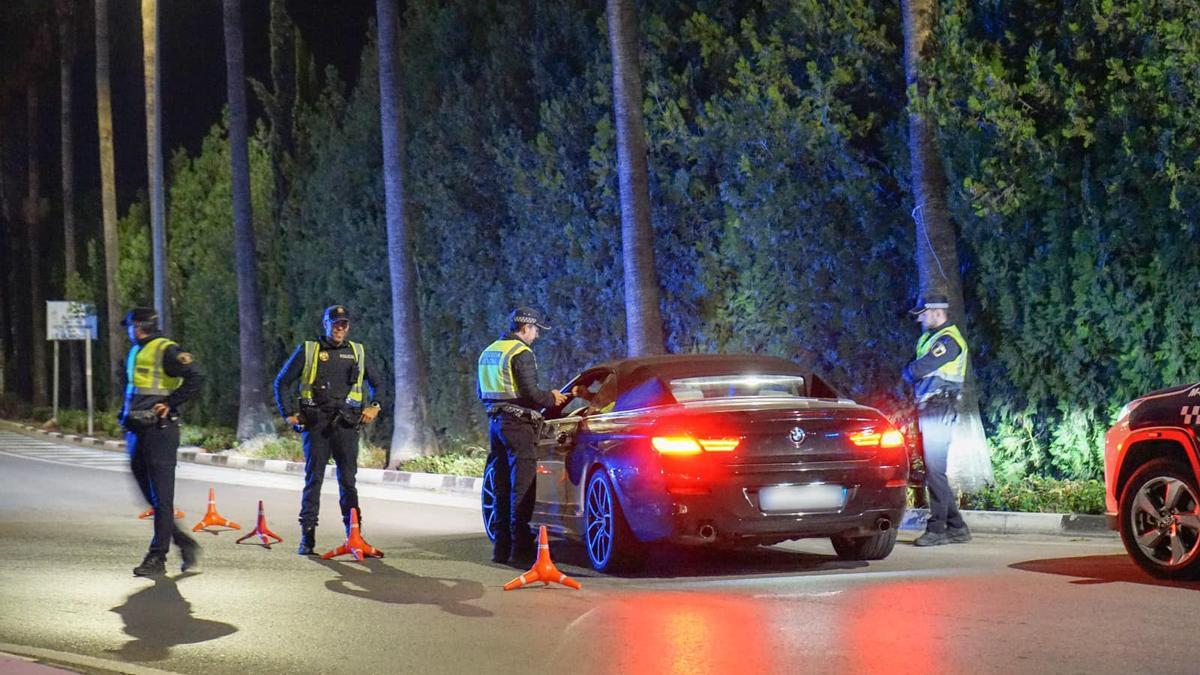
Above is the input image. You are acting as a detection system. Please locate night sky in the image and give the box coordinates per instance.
[7,0,379,219]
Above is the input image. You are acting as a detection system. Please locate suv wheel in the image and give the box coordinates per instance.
[1119,459,1200,580]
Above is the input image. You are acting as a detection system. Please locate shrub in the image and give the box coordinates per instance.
[180,425,237,453]
[963,477,1106,515]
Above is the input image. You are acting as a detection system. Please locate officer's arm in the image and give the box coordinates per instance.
[904,335,962,383]
[162,345,203,411]
[511,350,556,409]
[363,356,382,408]
[274,344,305,418]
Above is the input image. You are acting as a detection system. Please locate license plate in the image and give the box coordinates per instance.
[758,484,846,513]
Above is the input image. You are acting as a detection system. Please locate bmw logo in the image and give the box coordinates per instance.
[788,426,807,446]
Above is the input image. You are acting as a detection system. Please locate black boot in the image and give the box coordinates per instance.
[298,527,317,556]
[133,552,167,577]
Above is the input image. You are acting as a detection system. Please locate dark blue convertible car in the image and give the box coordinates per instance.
[481,354,908,572]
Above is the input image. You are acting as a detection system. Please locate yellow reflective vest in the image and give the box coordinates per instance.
[477,338,531,400]
[299,340,366,405]
[125,337,182,397]
[915,324,968,384]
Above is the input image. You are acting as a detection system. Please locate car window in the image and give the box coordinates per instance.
[668,374,807,401]
[560,369,615,416]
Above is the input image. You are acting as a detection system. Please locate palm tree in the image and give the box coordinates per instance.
[375,0,438,464]
[58,0,84,407]
[141,0,169,333]
[24,84,48,407]
[606,0,665,357]
[900,0,992,491]
[95,0,123,405]
[223,0,274,440]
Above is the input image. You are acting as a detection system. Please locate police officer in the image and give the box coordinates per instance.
[478,307,567,565]
[274,305,382,555]
[903,294,972,546]
[119,307,204,576]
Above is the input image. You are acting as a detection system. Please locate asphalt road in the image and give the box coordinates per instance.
[1,428,1198,675]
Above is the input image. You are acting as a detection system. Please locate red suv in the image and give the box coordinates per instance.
[1104,382,1200,579]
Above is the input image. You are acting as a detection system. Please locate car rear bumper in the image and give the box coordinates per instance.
[622,463,909,545]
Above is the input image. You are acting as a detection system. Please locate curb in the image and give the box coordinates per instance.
[1,420,484,497]
[2,420,1113,536]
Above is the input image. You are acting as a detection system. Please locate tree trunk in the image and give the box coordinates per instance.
[141,0,170,334]
[267,0,295,217]
[606,0,665,357]
[376,0,438,464]
[900,0,992,491]
[223,0,274,440]
[24,86,49,408]
[59,2,84,408]
[96,0,123,406]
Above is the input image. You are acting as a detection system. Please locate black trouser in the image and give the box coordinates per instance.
[298,409,361,532]
[488,415,537,558]
[127,422,196,556]
[918,402,965,534]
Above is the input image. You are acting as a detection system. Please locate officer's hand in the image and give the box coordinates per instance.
[152,403,170,419]
[552,390,568,406]
[286,415,302,429]
[361,405,381,424]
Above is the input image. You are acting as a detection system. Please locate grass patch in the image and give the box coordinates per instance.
[961,477,1106,515]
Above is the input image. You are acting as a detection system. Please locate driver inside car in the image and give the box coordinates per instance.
[570,373,618,415]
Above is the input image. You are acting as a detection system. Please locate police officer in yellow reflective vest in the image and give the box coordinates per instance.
[478,307,567,565]
[119,307,204,576]
[903,294,972,547]
[274,305,382,555]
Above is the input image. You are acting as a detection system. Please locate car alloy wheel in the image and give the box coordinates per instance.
[1119,459,1200,580]
[585,471,615,569]
[481,458,498,543]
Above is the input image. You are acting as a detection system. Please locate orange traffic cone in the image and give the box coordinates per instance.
[191,487,241,532]
[236,500,283,547]
[138,507,185,519]
[503,525,581,591]
[321,508,383,561]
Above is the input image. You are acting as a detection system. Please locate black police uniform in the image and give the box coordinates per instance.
[480,332,557,564]
[120,321,203,575]
[274,335,380,540]
[903,321,968,541]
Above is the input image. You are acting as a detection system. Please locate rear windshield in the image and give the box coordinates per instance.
[668,374,807,402]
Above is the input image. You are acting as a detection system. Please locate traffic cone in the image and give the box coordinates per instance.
[235,500,283,548]
[191,487,241,532]
[321,508,383,561]
[504,525,581,591]
[138,507,185,519]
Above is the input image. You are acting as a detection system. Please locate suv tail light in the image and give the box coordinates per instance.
[652,436,741,455]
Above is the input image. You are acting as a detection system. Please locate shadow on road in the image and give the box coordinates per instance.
[403,532,866,580]
[314,558,493,617]
[108,573,238,662]
[1011,554,1200,590]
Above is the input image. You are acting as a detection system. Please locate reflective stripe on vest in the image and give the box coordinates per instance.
[915,324,968,383]
[125,337,182,397]
[299,340,366,405]
[478,339,531,400]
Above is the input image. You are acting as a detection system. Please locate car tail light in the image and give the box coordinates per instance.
[849,428,905,448]
[651,436,740,455]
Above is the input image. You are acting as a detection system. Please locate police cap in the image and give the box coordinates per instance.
[509,306,551,330]
[908,294,950,316]
[121,307,159,328]
[323,305,352,323]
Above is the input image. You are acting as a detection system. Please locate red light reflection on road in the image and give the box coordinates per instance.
[606,592,774,675]
[842,580,952,674]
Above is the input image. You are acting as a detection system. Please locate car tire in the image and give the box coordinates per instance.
[831,528,897,561]
[1118,459,1200,580]
[584,469,645,573]
[481,456,499,544]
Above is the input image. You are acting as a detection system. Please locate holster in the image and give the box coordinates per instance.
[122,409,162,432]
[487,403,544,426]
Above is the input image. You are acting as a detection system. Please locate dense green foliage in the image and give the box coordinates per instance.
[99,0,1198,479]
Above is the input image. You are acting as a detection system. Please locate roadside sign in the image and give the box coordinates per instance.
[47,301,97,341]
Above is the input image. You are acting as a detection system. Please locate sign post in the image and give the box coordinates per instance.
[47,302,98,435]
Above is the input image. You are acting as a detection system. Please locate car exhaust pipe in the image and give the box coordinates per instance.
[875,516,892,532]
[698,523,717,541]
